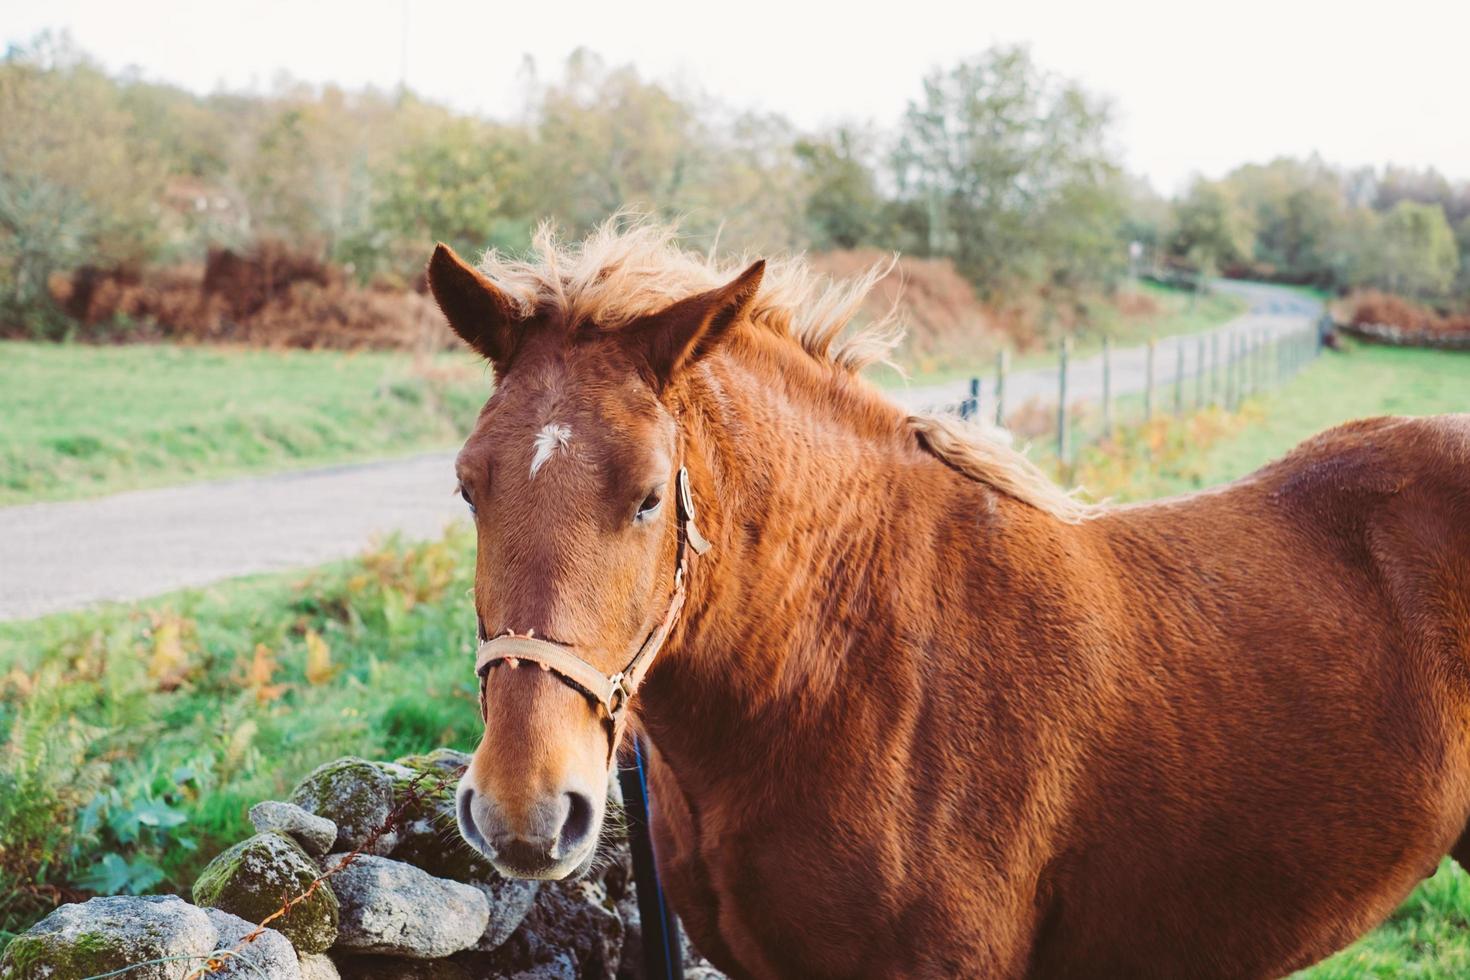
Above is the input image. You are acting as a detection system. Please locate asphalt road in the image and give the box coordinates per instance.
[0,281,1320,622]
[0,454,465,621]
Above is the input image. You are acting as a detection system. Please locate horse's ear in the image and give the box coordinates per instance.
[427,243,518,369]
[628,260,765,389]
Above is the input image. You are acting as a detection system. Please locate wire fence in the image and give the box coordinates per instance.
[946,314,1329,466]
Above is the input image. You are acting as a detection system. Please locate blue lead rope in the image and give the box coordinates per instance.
[619,735,683,979]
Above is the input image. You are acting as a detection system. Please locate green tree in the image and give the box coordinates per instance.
[891,46,1126,296]
[1367,201,1459,299]
[1222,157,1344,284]
[342,114,531,281]
[1167,179,1255,286]
[794,127,887,250]
[528,50,704,235]
[0,34,170,333]
[1455,215,1470,302]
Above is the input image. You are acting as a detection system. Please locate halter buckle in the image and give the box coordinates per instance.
[607,671,633,720]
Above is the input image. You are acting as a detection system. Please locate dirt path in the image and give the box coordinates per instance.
[0,282,1319,622]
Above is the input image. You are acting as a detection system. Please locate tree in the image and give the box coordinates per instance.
[1222,157,1344,284]
[1167,179,1255,285]
[0,34,169,332]
[891,46,1126,296]
[528,50,705,235]
[1366,201,1459,299]
[794,127,887,250]
[341,113,531,282]
[1456,215,1470,302]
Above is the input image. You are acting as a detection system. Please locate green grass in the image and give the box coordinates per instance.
[1071,342,1470,503]
[0,342,491,504]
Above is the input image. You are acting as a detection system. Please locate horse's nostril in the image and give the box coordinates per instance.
[560,791,593,852]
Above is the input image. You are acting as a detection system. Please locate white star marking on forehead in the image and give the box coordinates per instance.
[529,423,572,478]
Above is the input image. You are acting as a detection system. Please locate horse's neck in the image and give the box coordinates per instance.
[641,343,955,782]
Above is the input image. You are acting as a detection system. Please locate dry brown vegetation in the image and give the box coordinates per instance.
[1342,290,1470,334]
[41,243,449,350]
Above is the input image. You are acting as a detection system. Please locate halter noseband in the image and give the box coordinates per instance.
[473,466,711,750]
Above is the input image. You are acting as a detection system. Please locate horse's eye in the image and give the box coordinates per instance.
[634,489,663,524]
[460,486,476,515]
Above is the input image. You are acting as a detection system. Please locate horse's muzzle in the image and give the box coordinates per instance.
[456,781,599,879]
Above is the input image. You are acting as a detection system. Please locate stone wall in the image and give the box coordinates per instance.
[0,750,725,980]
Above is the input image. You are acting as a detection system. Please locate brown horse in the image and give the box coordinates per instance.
[434,221,1470,979]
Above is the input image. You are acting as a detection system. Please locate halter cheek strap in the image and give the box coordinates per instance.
[473,466,711,752]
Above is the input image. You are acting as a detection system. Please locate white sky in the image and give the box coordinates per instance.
[7,0,1468,195]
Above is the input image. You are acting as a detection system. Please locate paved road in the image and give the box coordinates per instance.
[0,281,1319,622]
[0,454,464,621]
[886,280,1323,416]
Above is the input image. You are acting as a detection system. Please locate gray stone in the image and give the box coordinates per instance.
[476,878,622,980]
[193,832,339,954]
[203,908,302,980]
[468,879,541,953]
[374,754,540,950]
[250,800,339,857]
[0,895,217,980]
[298,953,342,980]
[323,853,489,959]
[289,758,401,855]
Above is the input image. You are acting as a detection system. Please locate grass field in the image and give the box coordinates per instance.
[1,341,1467,970]
[0,342,490,504]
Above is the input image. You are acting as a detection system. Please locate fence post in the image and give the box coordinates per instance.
[1144,336,1156,422]
[1246,332,1255,398]
[1256,330,1265,394]
[1195,336,1206,408]
[1173,340,1184,416]
[1211,332,1220,406]
[1248,332,1257,397]
[994,349,1008,428]
[1058,337,1071,465]
[1226,333,1237,410]
[969,377,981,420]
[1101,337,1113,438]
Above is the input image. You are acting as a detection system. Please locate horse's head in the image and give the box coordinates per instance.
[428,241,761,879]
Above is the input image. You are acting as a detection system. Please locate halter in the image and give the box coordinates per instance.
[473,466,711,753]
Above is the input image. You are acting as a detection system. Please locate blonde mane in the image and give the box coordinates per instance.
[476,218,1091,522]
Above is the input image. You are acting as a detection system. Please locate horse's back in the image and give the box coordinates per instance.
[1033,414,1470,979]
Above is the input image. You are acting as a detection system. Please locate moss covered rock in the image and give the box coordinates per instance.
[393,747,471,777]
[289,757,404,855]
[0,895,217,980]
[193,831,339,954]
